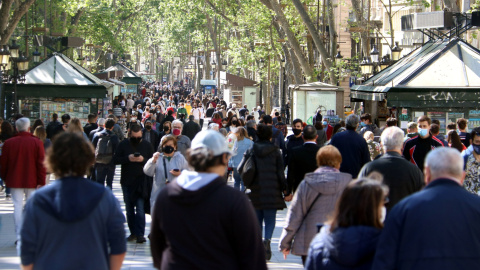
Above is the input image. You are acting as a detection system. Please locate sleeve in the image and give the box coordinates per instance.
[286,151,297,194]
[371,206,402,270]
[0,142,9,180]
[143,158,157,177]
[20,198,38,265]
[231,195,268,270]
[279,183,306,251]
[36,142,46,186]
[113,142,130,165]
[116,125,125,141]
[402,141,411,161]
[276,149,287,192]
[150,193,167,269]
[361,140,371,168]
[106,192,127,255]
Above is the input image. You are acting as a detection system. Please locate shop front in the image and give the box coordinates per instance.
[351,38,480,131]
[104,63,142,95]
[2,53,107,126]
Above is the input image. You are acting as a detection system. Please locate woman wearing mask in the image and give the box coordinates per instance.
[239,124,288,261]
[158,121,172,142]
[229,127,254,191]
[304,179,388,270]
[144,135,188,213]
[226,116,239,133]
[279,146,352,265]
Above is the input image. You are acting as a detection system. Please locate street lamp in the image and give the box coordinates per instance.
[335,51,344,66]
[370,44,379,63]
[391,42,402,61]
[222,59,227,70]
[379,54,391,71]
[9,40,19,59]
[32,48,41,64]
[360,57,373,76]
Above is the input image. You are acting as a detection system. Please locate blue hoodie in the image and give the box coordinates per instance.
[305,225,381,270]
[20,177,126,269]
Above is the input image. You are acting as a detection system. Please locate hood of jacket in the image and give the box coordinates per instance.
[302,167,352,195]
[322,225,381,267]
[253,141,278,158]
[168,172,224,205]
[35,177,105,222]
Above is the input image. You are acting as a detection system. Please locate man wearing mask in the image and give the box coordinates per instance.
[158,120,191,157]
[177,103,188,118]
[284,119,304,167]
[114,124,154,244]
[403,115,444,171]
[93,119,120,189]
[142,120,160,151]
[358,113,381,137]
[322,118,334,140]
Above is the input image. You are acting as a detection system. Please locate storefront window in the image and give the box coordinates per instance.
[19,97,91,126]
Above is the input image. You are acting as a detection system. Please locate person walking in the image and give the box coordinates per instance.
[182,115,201,141]
[150,130,267,269]
[305,179,387,270]
[92,119,120,189]
[280,145,352,265]
[464,127,480,194]
[329,114,370,177]
[158,120,191,157]
[239,123,288,261]
[0,118,46,243]
[46,113,61,139]
[229,127,254,191]
[143,135,188,213]
[114,124,154,244]
[358,127,424,211]
[19,132,126,270]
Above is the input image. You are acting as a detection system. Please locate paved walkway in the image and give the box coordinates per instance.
[0,169,303,270]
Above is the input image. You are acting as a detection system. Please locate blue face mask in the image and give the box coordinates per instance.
[418,128,429,137]
[322,121,328,126]
[360,122,367,127]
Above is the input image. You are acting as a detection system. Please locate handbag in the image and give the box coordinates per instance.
[238,149,256,187]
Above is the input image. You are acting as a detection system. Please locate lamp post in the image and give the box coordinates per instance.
[335,51,344,86]
[391,42,402,61]
[211,60,216,80]
[0,46,11,119]
[32,48,41,64]
[280,57,286,122]
[259,58,265,108]
[7,49,29,119]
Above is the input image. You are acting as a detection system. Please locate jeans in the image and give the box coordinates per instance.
[233,168,245,191]
[255,209,277,240]
[96,163,115,189]
[199,118,204,128]
[122,185,146,237]
[11,188,35,240]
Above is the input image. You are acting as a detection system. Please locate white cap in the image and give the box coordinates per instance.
[191,130,232,156]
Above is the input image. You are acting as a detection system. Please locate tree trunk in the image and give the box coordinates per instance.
[266,0,314,82]
[351,0,369,56]
[0,0,36,45]
[291,0,336,84]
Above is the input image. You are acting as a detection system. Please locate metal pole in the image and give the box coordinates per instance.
[281,66,286,121]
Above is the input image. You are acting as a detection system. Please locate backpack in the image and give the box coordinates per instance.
[95,133,113,164]
[238,149,257,187]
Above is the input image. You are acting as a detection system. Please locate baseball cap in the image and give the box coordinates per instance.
[191,130,232,156]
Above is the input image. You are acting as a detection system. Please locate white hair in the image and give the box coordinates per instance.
[208,123,219,131]
[345,114,359,129]
[97,118,106,126]
[425,147,464,180]
[16,117,30,132]
[363,131,374,140]
[381,127,405,151]
[172,119,183,128]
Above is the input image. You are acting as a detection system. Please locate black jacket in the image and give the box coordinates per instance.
[150,178,267,270]
[113,139,154,187]
[161,115,175,127]
[358,151,424,210]
[402,134,444,171]
[83,123,98,137]
[182,120,201,141]
[246,141,287,210]
[330,130,370,177]
[46,121,61,139]
[285,135,304,167]
[89,127,104,141]
[142,129,160,151]
[287,143,321,194]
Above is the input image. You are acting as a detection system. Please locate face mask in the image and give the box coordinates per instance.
[163,126,170,132]
[130,136,142,146]
[322,121,328,126]
[232,120,239,126]
[222,124,227,127]
[292,128,302,136]
[157,111,160,114]
[173,128,181,136]
[131,118,137,122]
[163,145,175,154]
[146,125,152,130]
[418,128,429,137]
[380,206,387,224]
[473,144,480,155]
[360,122,367,127]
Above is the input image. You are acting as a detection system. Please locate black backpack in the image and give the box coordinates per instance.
[95,133,113,164]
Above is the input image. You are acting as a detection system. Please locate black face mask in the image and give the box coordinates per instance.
[130,136,142,146]
[163,145,175,154]
[163,126,170,132]
[232,120,239,126]
[146,125,152,130]
[292,128,302,136]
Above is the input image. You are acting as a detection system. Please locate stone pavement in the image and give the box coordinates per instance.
[0,168,304,270]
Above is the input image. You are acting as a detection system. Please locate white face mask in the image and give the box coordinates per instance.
[380,206,387,224]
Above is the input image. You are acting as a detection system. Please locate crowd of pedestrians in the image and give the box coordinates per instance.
[2,81,480,269]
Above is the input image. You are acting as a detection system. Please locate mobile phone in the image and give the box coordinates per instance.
[173,169,180,172]
[134,152,141,157]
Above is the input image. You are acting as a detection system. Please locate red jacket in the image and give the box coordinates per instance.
[326,125,334,140]
[0,132,46,188]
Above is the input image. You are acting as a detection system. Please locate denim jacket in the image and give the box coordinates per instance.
[229,138,254,168]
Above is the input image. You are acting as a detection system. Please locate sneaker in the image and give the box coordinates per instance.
[126,234,137,241]
[6,194,11,200]
[136,236,147,244]
[263,239,272,261]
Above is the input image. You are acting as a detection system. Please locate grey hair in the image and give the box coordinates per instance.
[345,114,359,130]
[425,147,464,180]
[246,120,257,128]
[381,127,405,151]
[172,119,184,128]
[363,131,374,140]
[208,123,219,130]
[97,118,106,126]
[16,117,30,132]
